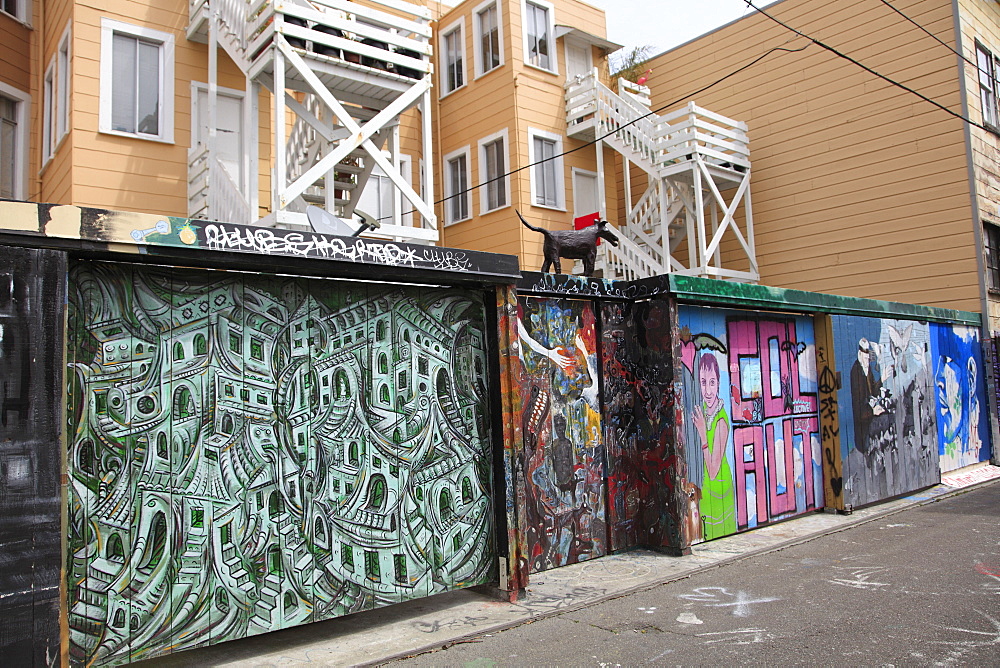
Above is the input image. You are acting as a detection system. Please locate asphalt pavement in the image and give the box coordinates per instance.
[144,464,1000,667]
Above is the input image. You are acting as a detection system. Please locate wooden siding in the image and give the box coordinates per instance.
[0,14,31,92]
[957,0,1000,332]
[436,0,618,273]
[647,0,977,311]
[37,0,74,205]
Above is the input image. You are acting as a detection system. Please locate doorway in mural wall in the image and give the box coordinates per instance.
[516,296,607,573]
[679,306,823,543]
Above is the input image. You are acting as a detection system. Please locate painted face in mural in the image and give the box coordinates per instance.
[699,357,721,410]
[936,357,963,440]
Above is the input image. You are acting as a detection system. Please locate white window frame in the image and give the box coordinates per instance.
[478,128,509,214]
[473,0,504,78]
[439,18,466,98]
[99,18,175,143]
[42,57,55,164]
[0,81,30,199]
[977,41,1000,131]
[1,0,31,25]
[444,146,471,225]
[56,23,71,142]
[528,127,565,210]
[522,0,557,74]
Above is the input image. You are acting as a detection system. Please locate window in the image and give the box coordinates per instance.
[1,0,28,23]
[978,42,1000,130]
[444,147,471,224]
[57,25,70,142]
[42,59,55,162]
[528,128,565,209]
[985,222,1000,291]
[0,83,29,199]
[478,129,509,213]
[99,19,174,142]
[441,21,465,94]
[524,0,555,72]
[474,0,502,76]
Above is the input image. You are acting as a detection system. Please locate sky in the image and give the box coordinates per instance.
[587,0,782,65]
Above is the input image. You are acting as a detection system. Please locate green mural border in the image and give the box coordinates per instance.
[669,275,982,327]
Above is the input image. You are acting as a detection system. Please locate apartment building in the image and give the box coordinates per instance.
[636,0,1000,327]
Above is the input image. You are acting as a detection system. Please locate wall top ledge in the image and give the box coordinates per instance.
[513,270,980,327]
[670,275,982,326]
[0,200,521,285]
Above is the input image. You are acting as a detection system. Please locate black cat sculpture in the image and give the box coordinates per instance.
[517,210,620,276]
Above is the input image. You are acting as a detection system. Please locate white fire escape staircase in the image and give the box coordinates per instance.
[188,0,437,242]
[565,70,758,282]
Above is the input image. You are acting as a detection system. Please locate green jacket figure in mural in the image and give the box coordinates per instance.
[692,352,737,540]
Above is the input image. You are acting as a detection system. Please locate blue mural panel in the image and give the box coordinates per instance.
[929,323,991,471]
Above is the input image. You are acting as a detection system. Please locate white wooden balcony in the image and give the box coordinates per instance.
[187,0,438,243]
[565,70,757,283]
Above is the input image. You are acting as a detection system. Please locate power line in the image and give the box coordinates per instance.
[876,0,976,72]
[377,41,810,223]
[743,0,984,131]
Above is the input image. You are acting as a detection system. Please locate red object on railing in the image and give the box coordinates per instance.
[574,212,602,245]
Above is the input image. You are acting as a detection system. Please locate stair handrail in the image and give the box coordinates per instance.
[208,155,254,225]
[598,222,664,282]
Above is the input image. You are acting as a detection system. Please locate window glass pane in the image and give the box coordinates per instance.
[448,155,468,221]
[58,41,70,138]
[137,40,160,135]
[1,114,15,199]
[479,5,499,71]
[43,71,53,155]
[527,3,549,69]
[445,29,463,91]
[534,137,557,206]
[2,0,17,18]
[112,34,137,133]
[485,138,505,210]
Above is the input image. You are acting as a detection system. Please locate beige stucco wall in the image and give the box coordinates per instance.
[957,0,1000,332]
[647,0,979,311]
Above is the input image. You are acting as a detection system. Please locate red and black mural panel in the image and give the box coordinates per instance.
[600,299,683,552]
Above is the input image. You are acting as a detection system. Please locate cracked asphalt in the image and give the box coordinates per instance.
[389,480,1000,666]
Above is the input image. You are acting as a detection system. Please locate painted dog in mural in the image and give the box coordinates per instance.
[517,210,620,276]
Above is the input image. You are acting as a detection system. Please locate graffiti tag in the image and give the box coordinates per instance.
[202,224,473,271]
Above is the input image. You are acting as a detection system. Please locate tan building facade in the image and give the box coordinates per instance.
[7,0,1000,322]
[643,0,1000,322]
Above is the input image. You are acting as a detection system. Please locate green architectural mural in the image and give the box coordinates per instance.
[66,261,495,665]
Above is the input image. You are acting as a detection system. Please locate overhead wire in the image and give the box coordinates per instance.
[372,41,810,223]
[876,0,976,71]
[742,0,984,131]
[372,0,986,226]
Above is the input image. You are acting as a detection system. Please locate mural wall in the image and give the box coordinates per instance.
[831,316,939,506]
[66,261,496,665]
[0,247,65,665]
[930,323,991,472]
[678,306,823,543]
[515,296,607,573]
[830,317,991,507]
[600,299,683,552]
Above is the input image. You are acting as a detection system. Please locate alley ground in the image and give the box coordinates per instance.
[142,474,1000,667]
[392,480,1000,666]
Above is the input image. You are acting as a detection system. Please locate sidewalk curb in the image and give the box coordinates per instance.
[369,477,1000,666]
